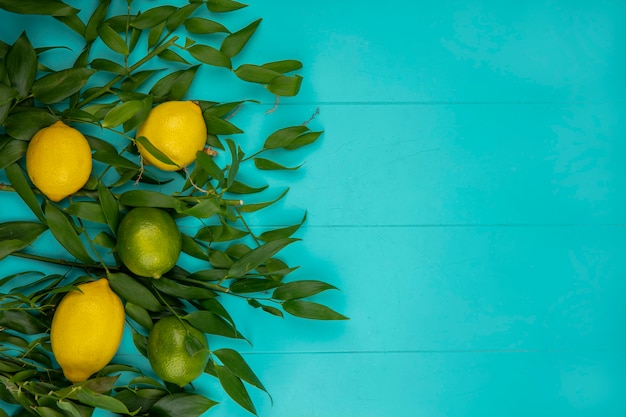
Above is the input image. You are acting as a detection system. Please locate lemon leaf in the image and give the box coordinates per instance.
[4,162,45,223]
[136,136,180,168]
[107,272,162,312]
[227,238,298,278]
[166,3,201,31]
[131,5,176,29]
[77,388,139,415]
[97,23,129,55]
[32,67,95,104]
[213,348,268,394]
[0,138,27,169]
[0,222,47,261]
[220,18,261,58]
[261,59,302,74]
[0,0,79,16]
[45,203,95,265]
[5,32,36,98]
[119,190,186,211]
[187,44,231,69]
[97,183,120,236]
[282,300,349,320]
[215,365,256,415]
[253,157,302,171]
[206,0,248,13]
[152,277,217,300]
[229,278,282,294]
[237,188,288,213]
[267,74,302,97]
[272,280,338,301]
[3,109,57,140]
[183,311,245,340]
[184,17,230,34]
[102,100,144,128]
[151,392,218,417]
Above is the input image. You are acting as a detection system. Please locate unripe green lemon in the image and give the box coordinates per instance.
[147,315,209,387]
[116,207,181,279]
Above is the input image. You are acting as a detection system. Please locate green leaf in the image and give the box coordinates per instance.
[158,49,190,65]
[267,75,303,97]
[152,277,216,300]
[4,162,45,223]
[84,0,110,42]
[92,149,141,171]
[195,151,224,186]
[119,190,186,211]
[148,21,166,49]
[91,58,127,75]
[184,17,229,34]
[272,280,338,301]
[0,0,79,16]
[97,183,120,235]
[97,23,129,55]
[253,157,301,171]
[125,302,153,331]
[238,188,288,213]
[131,5,176,29]
[213,348,267,392]
[206,0,248,13]
[45,202,95,264]
[264,126,307,150]
[183,310,244,339]
[0,138,27,169]
[32,67,95,104]
[227,180,267,195]
[0,310,47,334]
[262,59,303,74]
[234,64,281,84]
[228,238,298,278]
[121,69,161,92]
[282,300,348,320]
[215,365,256,415]
[204,114,243,135]
[151,393,217,417]
[5,32,37,98]
[285,130,323,150]
[65,201,107,224]
[102,100,144,128]
[3,109,57,140]
[220,18,261,58]
[229,278,282,294]
[107,272,162,312]
[181,234,209,261]
[77,388,138,415]
[123,95,153,132]
[167,65,199,101]
[225,138,240,189]
[0,222,48,260]
[258,212,306,242]
[183,197,221,219]
[166,3,201,31]
[187,44,231,68]
[0,83,17,106]
[136,136,180,168]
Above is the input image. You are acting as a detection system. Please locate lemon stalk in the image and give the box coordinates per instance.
[77,36,179,109]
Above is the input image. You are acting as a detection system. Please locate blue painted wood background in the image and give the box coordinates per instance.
[1,1,626,416]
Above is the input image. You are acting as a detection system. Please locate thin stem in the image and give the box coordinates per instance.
[9,251,117,272]
[77,35,180,109]
[236,207,261,246]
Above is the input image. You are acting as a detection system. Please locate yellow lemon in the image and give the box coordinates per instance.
[135,100,207,171]
[116,207,182,279]
[50,278,125,383]
[25,120,92,202]
[147,315,209,387]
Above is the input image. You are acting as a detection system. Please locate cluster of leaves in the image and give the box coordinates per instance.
[0,1,346,416]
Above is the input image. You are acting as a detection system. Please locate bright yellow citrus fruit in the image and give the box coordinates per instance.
[50,278,125,383]
[147,315,209,387]
[135,100,207,171]
[116,207,182,279]
[25,120,92,202]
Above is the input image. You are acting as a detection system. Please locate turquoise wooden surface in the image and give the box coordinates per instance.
[1,1,626,416]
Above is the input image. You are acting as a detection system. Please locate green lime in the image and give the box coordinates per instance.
[147,315,209,387]
[116,207,182,279]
